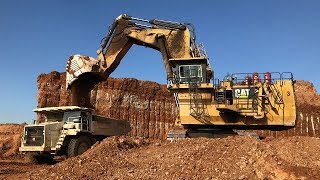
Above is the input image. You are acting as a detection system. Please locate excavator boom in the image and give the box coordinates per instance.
[66,14,211,106]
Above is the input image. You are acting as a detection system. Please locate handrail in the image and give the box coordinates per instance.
[280,72,294,81]
[229,72,293,85]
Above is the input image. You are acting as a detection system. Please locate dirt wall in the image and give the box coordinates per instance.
[37,71,176,140]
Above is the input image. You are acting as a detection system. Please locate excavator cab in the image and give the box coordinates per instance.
[170,57,212,85]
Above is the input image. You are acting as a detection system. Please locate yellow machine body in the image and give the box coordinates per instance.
[65,14,296,133]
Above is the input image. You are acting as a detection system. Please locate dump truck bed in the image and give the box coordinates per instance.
[91,115,131,136]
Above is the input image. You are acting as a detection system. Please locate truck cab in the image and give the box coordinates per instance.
[19,106,130,162]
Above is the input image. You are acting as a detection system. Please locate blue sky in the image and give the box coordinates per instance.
[0,0,319,123]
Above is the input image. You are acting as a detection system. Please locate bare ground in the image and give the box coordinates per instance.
[5,136,320,180]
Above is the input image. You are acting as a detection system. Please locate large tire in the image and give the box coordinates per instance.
[67,136,92,158]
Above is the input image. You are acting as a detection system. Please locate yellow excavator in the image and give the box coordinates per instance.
[66,14,296,138]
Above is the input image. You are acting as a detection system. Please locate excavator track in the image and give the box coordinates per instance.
[167,109,320,140]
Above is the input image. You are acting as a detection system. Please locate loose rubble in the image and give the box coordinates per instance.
[9,136,320,179]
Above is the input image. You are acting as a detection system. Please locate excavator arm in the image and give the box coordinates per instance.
[97,14,194,80]
[66,14,211,106]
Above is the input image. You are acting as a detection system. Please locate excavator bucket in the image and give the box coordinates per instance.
[66,55,105,107]
[66,54,101,89]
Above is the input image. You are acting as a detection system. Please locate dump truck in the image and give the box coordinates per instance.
[19,106,130,162]
[65,14,296,139]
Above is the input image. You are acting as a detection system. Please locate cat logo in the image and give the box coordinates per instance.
[234,89,250,98]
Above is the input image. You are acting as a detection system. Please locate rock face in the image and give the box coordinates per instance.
[37,72,320,139]
[37,71,176,140]
[37,71,71,107]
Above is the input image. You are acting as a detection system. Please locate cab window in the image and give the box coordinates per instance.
[63,111,81,122]
[44,113,63,122]
[178,65,203,83]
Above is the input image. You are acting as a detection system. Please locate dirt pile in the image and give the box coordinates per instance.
[0,124,24,158]
[295,80,320,107]
[10,136,320,179]
[294,80,320,116]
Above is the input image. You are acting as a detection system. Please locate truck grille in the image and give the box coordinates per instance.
[25,126,44,146]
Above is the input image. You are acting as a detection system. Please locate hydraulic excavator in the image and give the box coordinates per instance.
[66,14,296,138]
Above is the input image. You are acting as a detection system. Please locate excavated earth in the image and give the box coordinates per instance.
[0,124,24,158]
[0,72,320,179]
[8,136,320,180]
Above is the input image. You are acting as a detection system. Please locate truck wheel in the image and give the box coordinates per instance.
[67,136,92,158]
